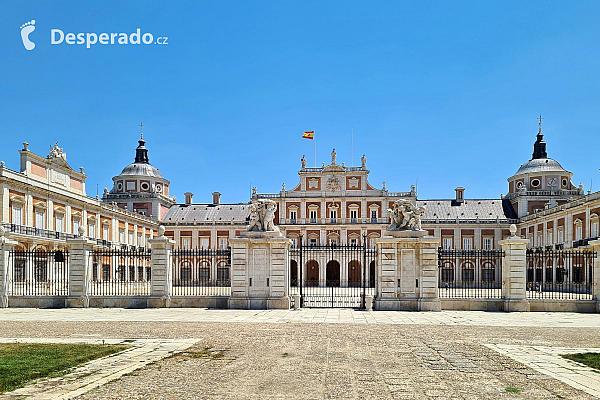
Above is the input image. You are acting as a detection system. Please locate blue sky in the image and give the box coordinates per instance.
[1,1,600,204]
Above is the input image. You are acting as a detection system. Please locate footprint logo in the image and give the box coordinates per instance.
[20,20,36,50]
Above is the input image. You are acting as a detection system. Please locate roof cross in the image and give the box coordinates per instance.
[139,121,145,140]
[537,113,543,132]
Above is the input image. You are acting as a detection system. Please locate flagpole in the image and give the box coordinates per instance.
[314,132,316,167]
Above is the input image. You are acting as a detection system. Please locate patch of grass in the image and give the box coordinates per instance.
[561,353,600,370]
[505,387,521,394]
[0,343,130,394]
[181,347,225,360]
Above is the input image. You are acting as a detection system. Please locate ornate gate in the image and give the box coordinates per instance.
[289,236,376,308]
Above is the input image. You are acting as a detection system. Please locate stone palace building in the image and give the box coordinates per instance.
[0,121,593,266]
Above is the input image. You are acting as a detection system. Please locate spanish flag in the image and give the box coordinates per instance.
[302,131,314,140]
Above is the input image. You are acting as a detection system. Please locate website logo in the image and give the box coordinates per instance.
[20,20,36,50]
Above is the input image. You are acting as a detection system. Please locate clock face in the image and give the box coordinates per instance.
[547,177,557,187]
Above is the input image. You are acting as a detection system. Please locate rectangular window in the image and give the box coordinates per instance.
[103,226,110,241]
[483,237,493,250]
[200,238,209,249]
[350,209,358,222]
[349,238,359,246]
[73,219,80,235]
[329,210,337,222]
[592,222,599,238]
[119,229,125,243]
[537,234,543,247]
[462,237,472,250]
[290,237,298,249]
[309,238,318,246]
[138,233,142,246]
[219,238,228,249]
[289,210,297,222]
[547,231,553,245]
[56,215,64,233]
[443,238,452,250]
[128,231,134,244]
[35,211,45,229]
[89,223,95,238]
[12,206,22,226]
[575,225,582,241]
[181,237,191,250]
[369,238,376,248]
[309,210,317,222]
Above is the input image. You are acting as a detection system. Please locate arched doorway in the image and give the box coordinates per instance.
[306,260,319,286]
[348,260,361,287]
[326,260,340,287]
[290,260,298,286]
[369,260,375,288]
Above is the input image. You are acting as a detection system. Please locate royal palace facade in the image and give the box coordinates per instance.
[0,123,592,260]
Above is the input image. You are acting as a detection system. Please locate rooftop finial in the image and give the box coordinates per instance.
[139,121,145,140]
[537,113,543,134]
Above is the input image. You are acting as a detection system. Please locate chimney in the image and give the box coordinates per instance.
[184,192,193,205]
[455,187,465,204]
[212,192,221,205]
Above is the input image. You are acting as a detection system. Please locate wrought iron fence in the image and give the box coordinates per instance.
[526,248,595,300]
[438,249,504,299]
[90,248,152,296]
[289,238,377,308]
[171,248,232,296]
[8,250,69,296]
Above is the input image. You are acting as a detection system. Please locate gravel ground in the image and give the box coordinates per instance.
[2,321,598,399]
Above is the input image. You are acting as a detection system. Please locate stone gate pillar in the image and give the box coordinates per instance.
[374,230,441,311]
[229,233,291,309]
[588,239,600,313]
[66,230,96,308]
[228,198,291,310]
[148,226,175,308]
[0,227,18,308]
[499,224,530,312]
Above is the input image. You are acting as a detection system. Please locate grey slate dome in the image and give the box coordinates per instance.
[513,158,568,176]
[118,162,163,178]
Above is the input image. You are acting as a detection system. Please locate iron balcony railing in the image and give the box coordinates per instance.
[279,217,389,225]
[3,222,79,241]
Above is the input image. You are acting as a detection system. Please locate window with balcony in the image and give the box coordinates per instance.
[329,210,337,223]
[370,210,377,222]
[350,209,358,223]
[289,210,297,223]
[35,211,45,229]
[56,215,64,233]
[309,210,317,223]
[11,205,22,226]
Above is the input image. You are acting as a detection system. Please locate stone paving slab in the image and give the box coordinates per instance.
[0,338,199,400]
[486,344,600,398]
[0,308,599,327]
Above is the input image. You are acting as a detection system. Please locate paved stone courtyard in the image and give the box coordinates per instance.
[1,309,599,399]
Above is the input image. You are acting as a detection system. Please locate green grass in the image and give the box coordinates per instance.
[505,387,521,393]
[0,343,130,394]
[562,352,600,370]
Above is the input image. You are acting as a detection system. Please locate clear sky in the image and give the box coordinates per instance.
[2,1,600,204]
